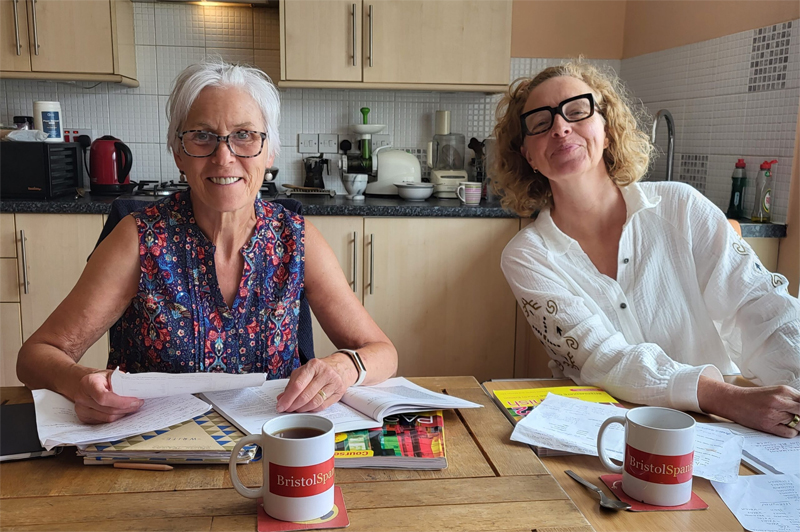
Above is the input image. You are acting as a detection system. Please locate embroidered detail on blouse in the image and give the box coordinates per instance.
[109,191,305,377]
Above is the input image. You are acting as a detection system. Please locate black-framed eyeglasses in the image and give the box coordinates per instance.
[520,93,595,137]
[178,130,267,158]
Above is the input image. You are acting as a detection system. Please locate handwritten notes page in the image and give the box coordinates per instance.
[109,368,266,399]
[510,393,744,483]
[32,389,210,450]
[716,422,800,476]
[712,474,800,532]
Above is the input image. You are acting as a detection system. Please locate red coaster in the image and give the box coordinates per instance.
[600,475,708,512]
[257,486,349,531]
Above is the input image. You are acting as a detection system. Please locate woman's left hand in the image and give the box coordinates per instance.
[276,355,357,413]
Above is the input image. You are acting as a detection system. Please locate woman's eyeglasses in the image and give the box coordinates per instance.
[178,130,267,158]
[520,93,595,137]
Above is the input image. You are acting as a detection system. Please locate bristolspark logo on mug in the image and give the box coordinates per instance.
[269,458,335,498]
[624,445,694,485]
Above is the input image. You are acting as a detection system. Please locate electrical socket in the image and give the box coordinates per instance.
[319,134,339,154]
[371,134,391,151]
[298,134,319,153]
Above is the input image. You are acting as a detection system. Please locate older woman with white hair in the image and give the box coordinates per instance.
[17,59,397,424]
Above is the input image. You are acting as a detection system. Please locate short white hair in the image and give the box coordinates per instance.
[166,58,281,160]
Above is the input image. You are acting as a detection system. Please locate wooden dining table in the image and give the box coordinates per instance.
[0,377,595,532]
[482,378,753,532]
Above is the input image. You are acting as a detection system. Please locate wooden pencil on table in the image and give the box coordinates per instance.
[113,462,173,471]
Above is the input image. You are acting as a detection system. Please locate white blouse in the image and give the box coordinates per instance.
[501,181,800,413]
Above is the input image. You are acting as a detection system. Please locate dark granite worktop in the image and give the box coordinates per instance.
[0,194,787,238]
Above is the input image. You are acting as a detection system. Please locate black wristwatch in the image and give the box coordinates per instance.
[335,349,366,386]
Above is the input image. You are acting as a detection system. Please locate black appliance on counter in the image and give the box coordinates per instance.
[119,179,279,200]
[0,142,83,200]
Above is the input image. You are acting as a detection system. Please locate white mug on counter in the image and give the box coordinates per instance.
[597,407,695,506]
[456,181,481,205]
[229,414,335,522]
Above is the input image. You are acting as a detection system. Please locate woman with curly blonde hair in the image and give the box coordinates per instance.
[499,60,800,438]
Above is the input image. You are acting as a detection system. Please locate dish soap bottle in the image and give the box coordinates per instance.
[726,158,747,219]
[751,159,778,223]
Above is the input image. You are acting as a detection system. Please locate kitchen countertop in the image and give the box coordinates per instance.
[0,194,787,238]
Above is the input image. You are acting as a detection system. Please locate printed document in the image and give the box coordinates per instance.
[202,377,482,434]
[712,474,800,532]
[716,422,800,476]
[32,389,210,450]
[510,394,744,483]
[110,368,266,399]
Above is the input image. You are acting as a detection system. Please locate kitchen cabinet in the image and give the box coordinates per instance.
[280,0,512,91]
[0,214,110,383]
[307,215,518,382]
[0,0,137,87]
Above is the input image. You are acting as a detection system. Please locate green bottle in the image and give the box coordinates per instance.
[751,160,778,223]
[726,158,747,219]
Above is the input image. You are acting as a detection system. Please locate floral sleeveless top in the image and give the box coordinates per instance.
[108,191,305,377]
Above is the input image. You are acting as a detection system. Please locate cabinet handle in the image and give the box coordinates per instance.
[19,230,29,294]
[352,231,358,293]
[368,4,373,67]
[12,0,21,55]
[368,233,374,295]
[351,3,357,67]
[30,0,40,56]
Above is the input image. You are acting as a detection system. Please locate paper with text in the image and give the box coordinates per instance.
[110,368,266,399]
[510,394,744,483]
[712,474,800,532]
[716,422,800,476]
[32,389,210,450]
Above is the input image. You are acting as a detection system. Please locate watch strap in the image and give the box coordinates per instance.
[336,349,366,386]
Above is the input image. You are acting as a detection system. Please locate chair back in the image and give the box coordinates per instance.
[727,219,742,237]
[93,196,315,365]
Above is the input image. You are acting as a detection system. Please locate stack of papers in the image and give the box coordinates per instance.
[510,393,745,483]
[712,475,800,532]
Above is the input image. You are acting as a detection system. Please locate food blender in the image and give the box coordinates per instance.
[428,110,468,198]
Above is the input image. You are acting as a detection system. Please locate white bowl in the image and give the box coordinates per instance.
[395,182,434,201]
[342,173,368,200]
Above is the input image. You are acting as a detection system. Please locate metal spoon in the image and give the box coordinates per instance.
[565,470,631,511]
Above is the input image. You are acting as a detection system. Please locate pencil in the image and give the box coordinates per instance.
[113,462,173,471]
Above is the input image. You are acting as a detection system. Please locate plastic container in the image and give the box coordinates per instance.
[726,158,747,219]
[32,101,63,142]
[751,160,778,223]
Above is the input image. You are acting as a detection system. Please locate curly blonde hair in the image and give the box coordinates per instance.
[491,59,654,217]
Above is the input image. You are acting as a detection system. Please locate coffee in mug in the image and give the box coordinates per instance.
[229,414,335,521]
[597,407,695,506]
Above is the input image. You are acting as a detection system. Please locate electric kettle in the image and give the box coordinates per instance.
[89,135,134,195]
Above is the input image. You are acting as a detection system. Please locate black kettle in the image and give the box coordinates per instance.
[303,155,329,189]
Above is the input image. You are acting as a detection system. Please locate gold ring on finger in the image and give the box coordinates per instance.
[317,389,327,402]
[787,414,800,429]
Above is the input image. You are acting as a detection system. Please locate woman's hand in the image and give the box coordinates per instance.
[276,355,357,413]
[72,369,144,424]
[698,376,800,438]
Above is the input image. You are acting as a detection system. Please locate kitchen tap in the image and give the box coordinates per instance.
[650,109,675,182]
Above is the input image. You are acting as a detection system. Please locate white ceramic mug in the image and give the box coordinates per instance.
[229,414,335,522]
[456,182,481,205]
[597,407,695,506]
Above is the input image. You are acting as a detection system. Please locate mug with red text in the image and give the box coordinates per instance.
[229,414,335,522]
[597,407,695,506]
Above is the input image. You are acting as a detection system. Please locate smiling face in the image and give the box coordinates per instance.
[173,85,274,214]
[520,76,609,185]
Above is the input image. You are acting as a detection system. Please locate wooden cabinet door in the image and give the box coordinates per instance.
[363,0,511,85]
[16,214,109,370]
[27,0,114,74]
[283,0,362,82]
[362,217,518,381]
[0,303,24,386]
[305,216,364,359]
[0,0,32,72]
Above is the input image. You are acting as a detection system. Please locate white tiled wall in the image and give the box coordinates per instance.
[0,3,796,218]
[621,20,800,223]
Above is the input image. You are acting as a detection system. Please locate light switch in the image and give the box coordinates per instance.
[298,134,319,153]
[371,134,391,151]
[319,134,338,154]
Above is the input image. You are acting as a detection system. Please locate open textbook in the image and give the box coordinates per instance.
[201,377,482,435]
